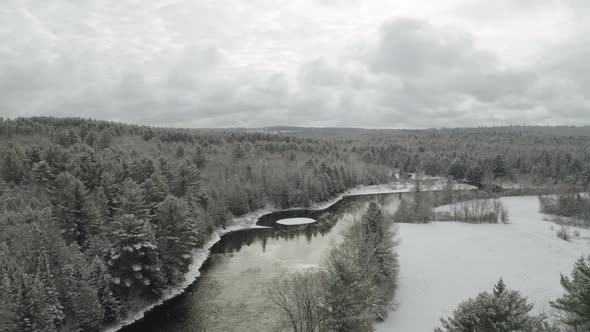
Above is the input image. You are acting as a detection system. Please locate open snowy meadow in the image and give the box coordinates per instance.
[377,195,590,332]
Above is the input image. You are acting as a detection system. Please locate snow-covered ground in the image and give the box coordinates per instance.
[377,196,590,332]
[276,217,316,225]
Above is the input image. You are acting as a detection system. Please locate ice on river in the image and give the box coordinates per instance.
[376,196,590,332]
[276,217,317,225]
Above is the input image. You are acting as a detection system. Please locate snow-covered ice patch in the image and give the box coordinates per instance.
[276,217,316,225]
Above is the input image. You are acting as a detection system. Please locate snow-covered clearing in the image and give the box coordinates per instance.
[276,217,316,225]
[377,196,590,332]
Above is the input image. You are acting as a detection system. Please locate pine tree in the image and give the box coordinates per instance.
[94,186,110,221]
[359,202,399,320]
[551,256,590,330]
[322,246,374,331]
[51,172,100,246]
[108,214,164,296]
[88,256,120,322]
[62,256,105,332]
[117,178,147,217]
[97,129,114,150]
[18,272,62,332]
[493,155,507,178]
[466,164,484,185]
[193,145,207,169]
[174,159,207,204]
[0,145,27,183]
[35,249,65,328]
[153,195,197,284]
[31,160,54,185]
[448,160,467,181]
[436,279,558,332]
[0,249,20,332]
[100,169,122,217]
[143,170,169,214]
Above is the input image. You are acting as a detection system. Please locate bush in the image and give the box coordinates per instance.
[394,195,434,223]
[435,279,559,332]
[437,199,508,224]
[557,225,571,241]
[539,194,590,225]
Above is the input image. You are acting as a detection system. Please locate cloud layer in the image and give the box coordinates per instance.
[1,0,589,128]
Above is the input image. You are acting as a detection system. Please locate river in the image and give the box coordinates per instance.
[120,192,407,332]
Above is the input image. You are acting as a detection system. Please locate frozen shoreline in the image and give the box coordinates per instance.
[104,179,474,332]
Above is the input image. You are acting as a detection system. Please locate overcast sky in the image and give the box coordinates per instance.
[1,0,589,128]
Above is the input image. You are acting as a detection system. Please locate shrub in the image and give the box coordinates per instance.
[437,199,508,224]
[556,225,571,241]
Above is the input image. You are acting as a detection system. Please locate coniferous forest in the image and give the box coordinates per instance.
[0,117,590,331]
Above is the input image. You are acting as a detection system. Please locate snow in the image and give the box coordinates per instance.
[376,196,590,332]
[104,179,475,332]
[276,217,316,225]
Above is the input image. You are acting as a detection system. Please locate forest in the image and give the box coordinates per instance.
[0,117,589,331]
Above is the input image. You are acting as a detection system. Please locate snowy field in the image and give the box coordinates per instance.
[377,196,590,332]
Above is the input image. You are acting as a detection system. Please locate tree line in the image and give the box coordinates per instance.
[0,117,392,331]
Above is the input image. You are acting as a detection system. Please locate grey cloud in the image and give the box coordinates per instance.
[1,0,590,128]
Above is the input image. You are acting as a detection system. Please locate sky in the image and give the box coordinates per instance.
[1,0,589,128]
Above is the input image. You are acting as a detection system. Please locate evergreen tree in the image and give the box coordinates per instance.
[88,256,120,322]
[551,256,590,330]
[435,279,558,332]
[93,186,110,222]
[466,164,484,185]
[97,129,114,150]
[193,145,207,169]
[322,246,374,331]
[61,249,105,332]
[117,178,147,217]
[0,248,20,332]
[31,160,54,185]
[174,159,207,203]
[51,172,100,246]
[493,155,507,178]
[108,214,164,296]
[100,170,122,216]
[0,145,27,183]
[153,195,197,284]
[143,170,169,214]
[448,160,467,181]
[360,202,399,319]
[35,249,65,328]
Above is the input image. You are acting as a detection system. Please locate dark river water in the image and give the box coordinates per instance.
[121,192,407,332]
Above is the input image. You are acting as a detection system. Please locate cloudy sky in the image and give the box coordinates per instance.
[1,0,589,128]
